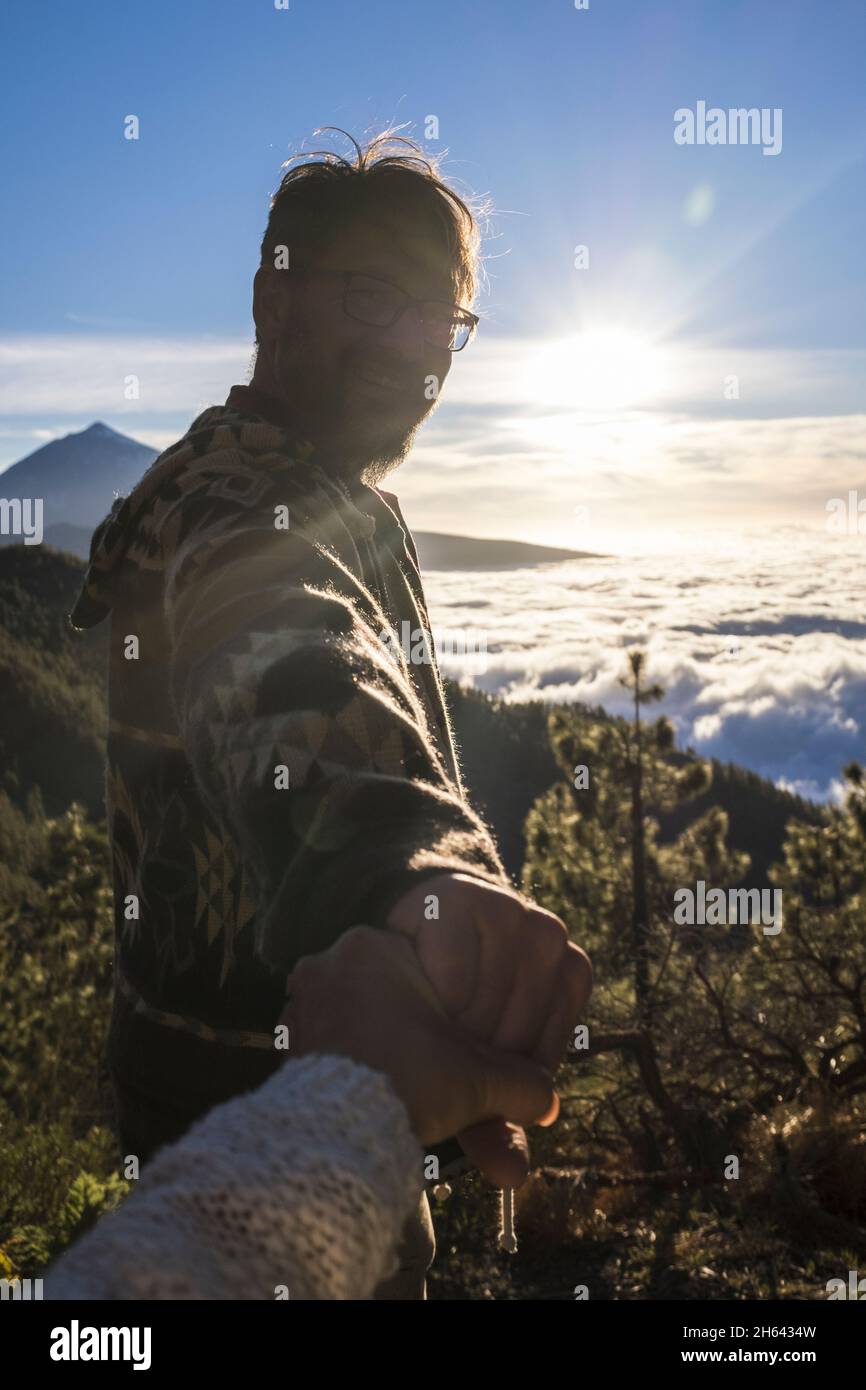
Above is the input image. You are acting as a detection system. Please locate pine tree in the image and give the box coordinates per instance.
[523,649,718,1004]
[522,650,752,1167]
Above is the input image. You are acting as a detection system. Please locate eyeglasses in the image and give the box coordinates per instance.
[299,268,479,352]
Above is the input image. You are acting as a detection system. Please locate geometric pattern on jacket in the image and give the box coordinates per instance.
[69,392,507,1147]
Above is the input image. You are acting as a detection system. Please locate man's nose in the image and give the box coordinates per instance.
[375,302,427,361]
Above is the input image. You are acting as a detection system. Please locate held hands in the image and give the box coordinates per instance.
[282,873,592,1188]
[280,925,559,1158]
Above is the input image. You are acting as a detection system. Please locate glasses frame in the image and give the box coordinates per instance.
[297,267,479,352]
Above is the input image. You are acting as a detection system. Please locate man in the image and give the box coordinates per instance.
[70,130,591,1298]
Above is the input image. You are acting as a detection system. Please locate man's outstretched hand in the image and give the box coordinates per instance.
[386,873,593,1187]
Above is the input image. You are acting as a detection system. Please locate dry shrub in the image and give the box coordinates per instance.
[517,1165,637,1244]
[742,1102,866,1250]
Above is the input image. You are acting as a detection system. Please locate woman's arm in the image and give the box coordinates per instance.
[47,1053,421,1301]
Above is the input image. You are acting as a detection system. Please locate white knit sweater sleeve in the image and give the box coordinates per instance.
[46,1054,423,1301]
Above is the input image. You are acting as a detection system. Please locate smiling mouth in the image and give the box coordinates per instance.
[351,362,409,394]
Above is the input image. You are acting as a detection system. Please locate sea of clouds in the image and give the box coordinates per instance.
[425,536,866,804]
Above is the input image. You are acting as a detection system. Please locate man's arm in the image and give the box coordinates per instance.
[159,446,507,974]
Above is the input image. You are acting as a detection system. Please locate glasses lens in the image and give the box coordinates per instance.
[422,304,473,351]
[346,276,403,327]
[449,319,473,351]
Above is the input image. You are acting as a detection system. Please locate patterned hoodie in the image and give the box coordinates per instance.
[69,387,507,1158]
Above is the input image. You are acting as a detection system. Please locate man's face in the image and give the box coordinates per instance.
[254,216,458,483]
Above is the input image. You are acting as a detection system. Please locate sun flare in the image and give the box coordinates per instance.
[524,327,672,411]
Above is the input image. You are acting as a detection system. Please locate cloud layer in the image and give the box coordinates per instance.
[425,537,866,802]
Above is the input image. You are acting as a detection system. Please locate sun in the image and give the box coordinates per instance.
[524,327,671,411]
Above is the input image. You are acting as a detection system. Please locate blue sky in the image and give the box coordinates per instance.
[1,0,864,549]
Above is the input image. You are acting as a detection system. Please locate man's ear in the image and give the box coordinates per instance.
[253,266,291,346]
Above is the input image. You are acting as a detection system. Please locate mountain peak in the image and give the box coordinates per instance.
[0,421,159,531]
[81,421,118,437]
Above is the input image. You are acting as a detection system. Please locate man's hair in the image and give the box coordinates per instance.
[258,127,483,310]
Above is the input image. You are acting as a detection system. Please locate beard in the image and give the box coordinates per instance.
[270,322,436,486]
[359,421,421,485]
